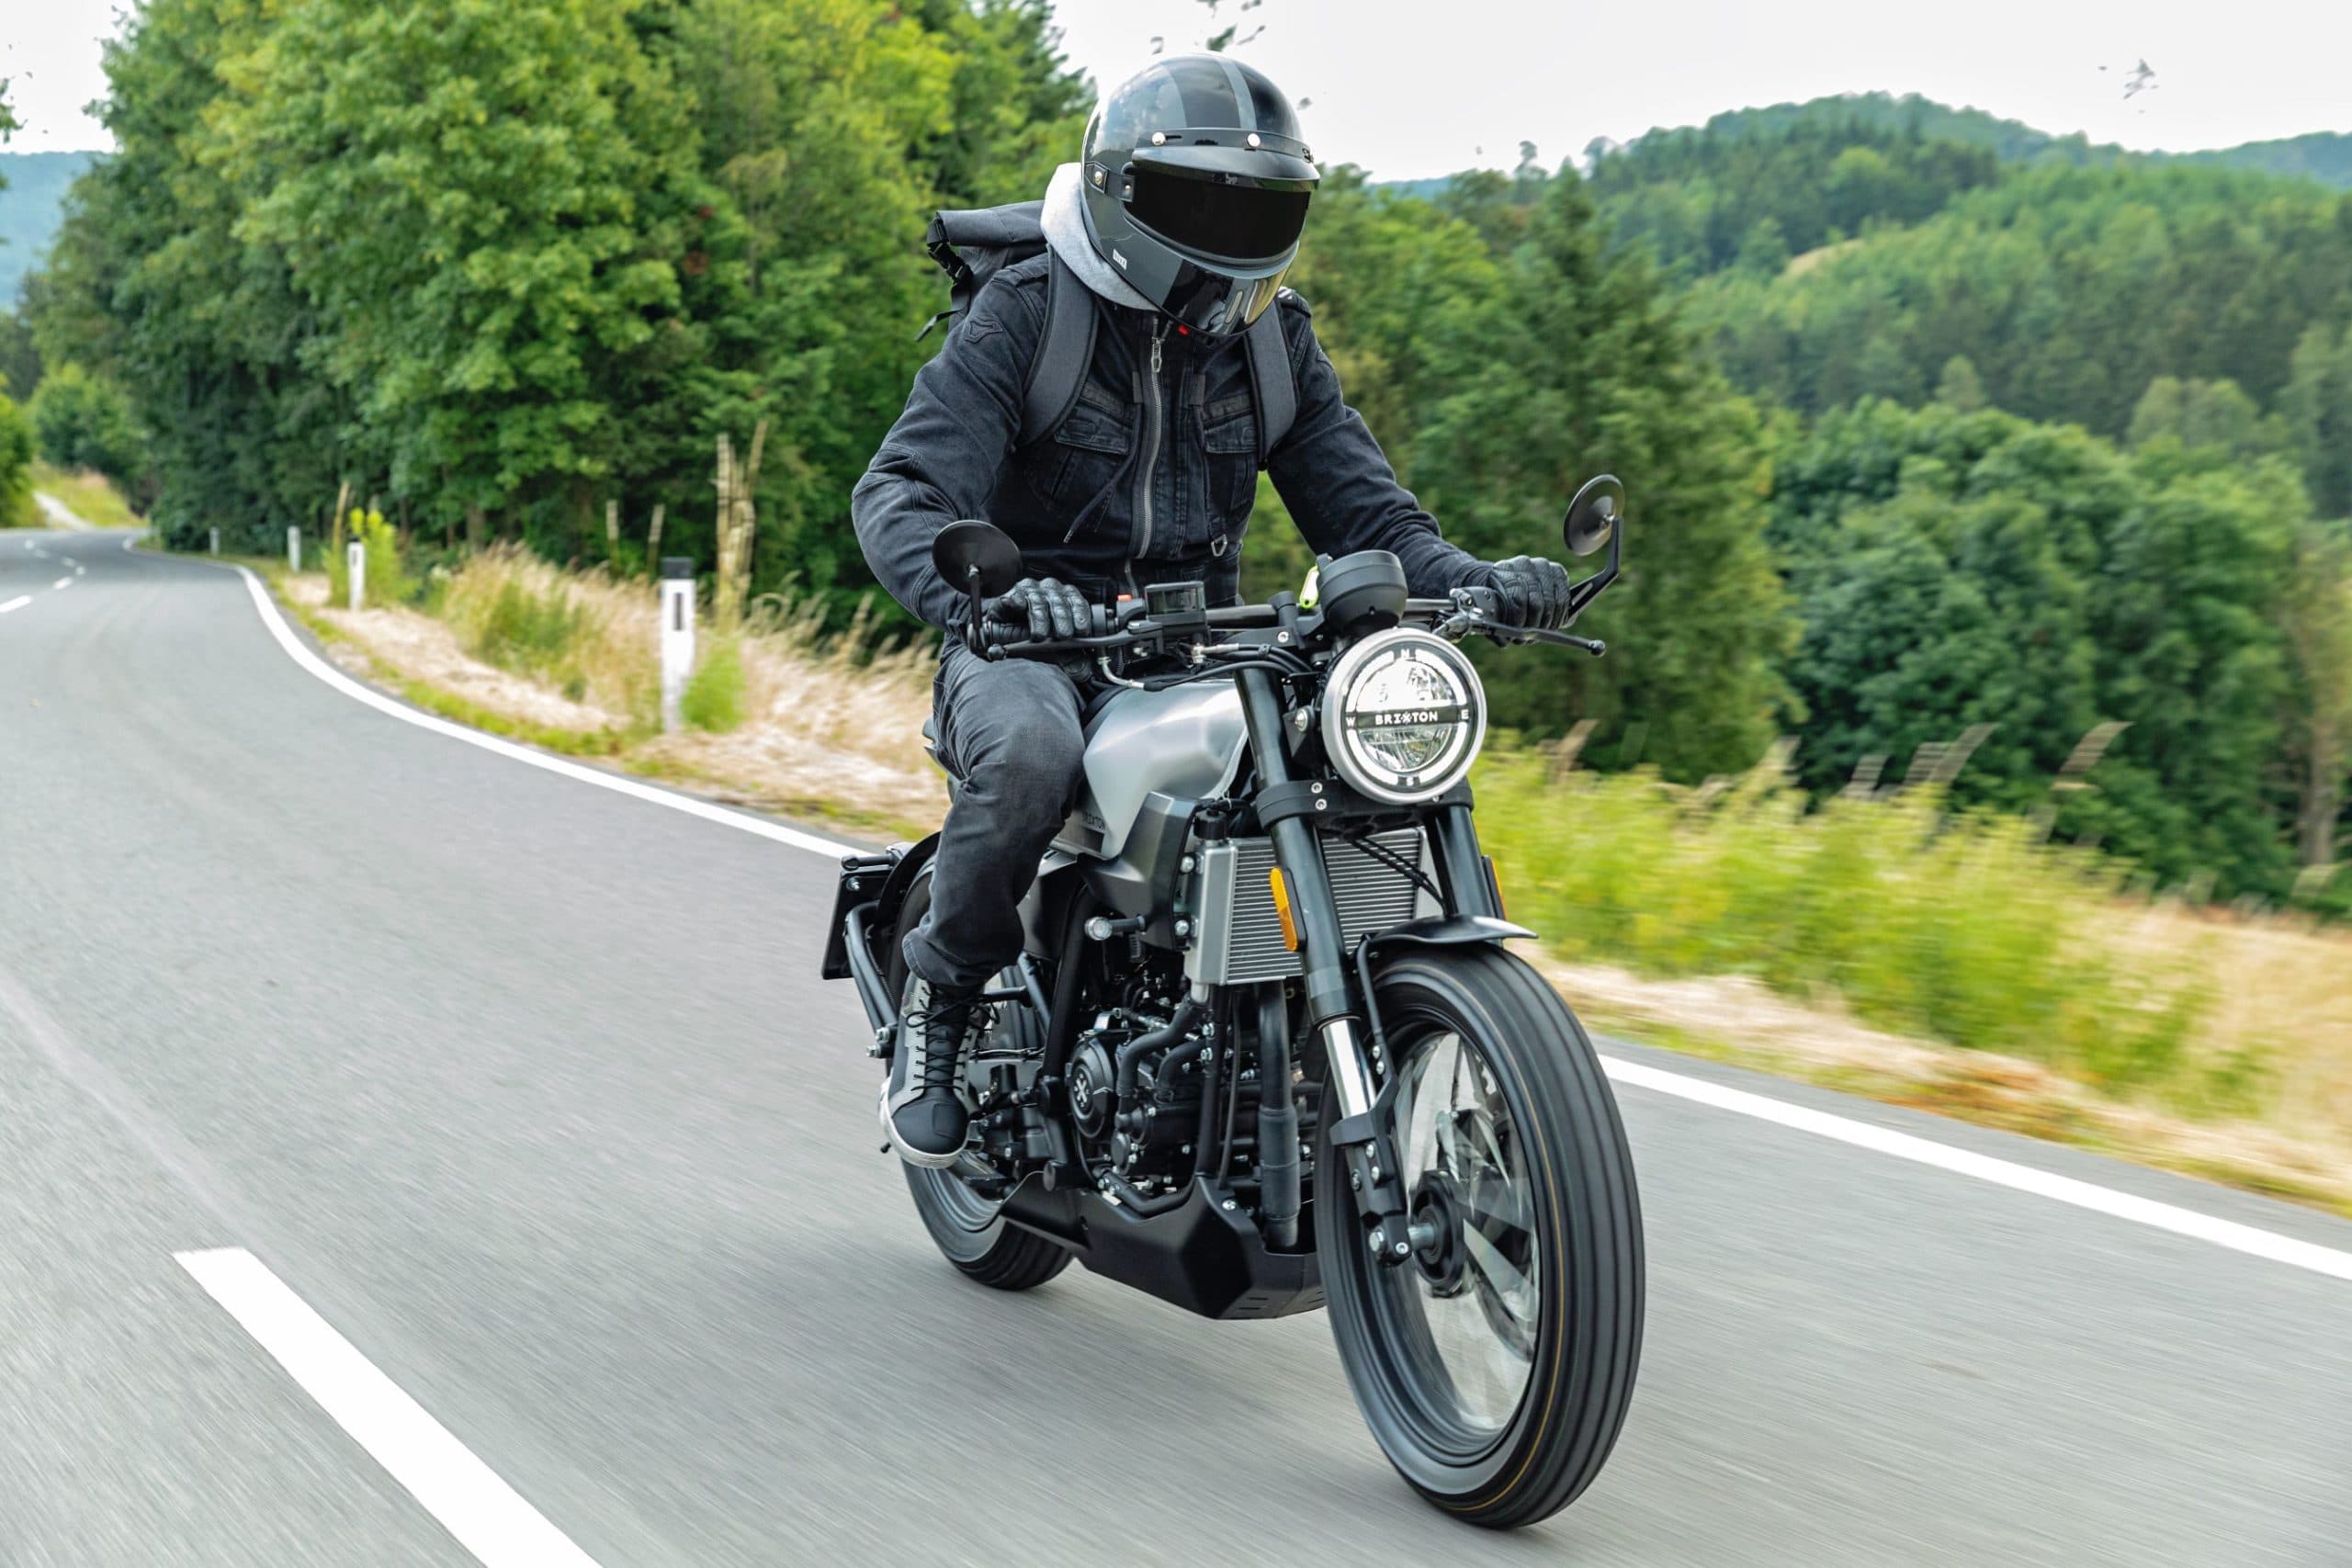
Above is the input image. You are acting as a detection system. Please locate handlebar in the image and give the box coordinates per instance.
[975,591,1602,663]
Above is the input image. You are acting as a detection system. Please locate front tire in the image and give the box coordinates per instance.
[1317,946,1643,1528]
[886,873,1069,1292]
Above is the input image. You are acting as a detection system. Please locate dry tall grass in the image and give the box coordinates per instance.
[433,547,941,820]
[439,546,662,720]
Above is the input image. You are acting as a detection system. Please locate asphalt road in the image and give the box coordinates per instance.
[5,525,2350,1567]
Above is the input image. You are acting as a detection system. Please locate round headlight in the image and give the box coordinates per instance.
[1321,627,1487,805]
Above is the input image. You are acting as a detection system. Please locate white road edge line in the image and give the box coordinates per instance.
[1600,1058,2352,1283]
[175,1247,604,1568]
[217,558,2352,1286]
[229,567,858,859]
[0,594,30,614]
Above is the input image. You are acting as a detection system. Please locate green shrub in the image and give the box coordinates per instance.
[0,391,33,527]
[681,636,747,732]
[324,507,412,607]
[27,363,141,479]
[1476,744,2211,1091]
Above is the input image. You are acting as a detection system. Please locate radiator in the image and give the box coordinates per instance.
[1183,829,1436,986]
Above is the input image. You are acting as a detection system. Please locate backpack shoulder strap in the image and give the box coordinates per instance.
[1245,299,1297,467]
[1019,251,1097,448]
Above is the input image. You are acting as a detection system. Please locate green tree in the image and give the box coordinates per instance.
[1934,355,1986,411]
[0,386,33,527]
[0,303,38,401]
[2281,322,2352,518]
[2127,376,2278,457]
[28,362,141,476]
[215,0,712,547]
[664,0,959,605]
[32,0,338,547]
[1410,169,1794,777]
[1735,217,1792,277]
[2281,521,2352,872]
[1774,400,2308,895]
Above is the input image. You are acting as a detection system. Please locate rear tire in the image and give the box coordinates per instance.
[1317,946,1643,1528]
[886,874,1070,1292]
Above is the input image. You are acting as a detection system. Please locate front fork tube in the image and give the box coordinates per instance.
[1236,670,1411,1252]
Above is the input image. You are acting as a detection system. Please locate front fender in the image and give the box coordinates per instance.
[1363,914,1536,955]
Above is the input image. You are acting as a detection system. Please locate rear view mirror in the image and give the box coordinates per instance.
[1558,475,1626,626]
[932,518,1024,597]
[1564,475,1623,558]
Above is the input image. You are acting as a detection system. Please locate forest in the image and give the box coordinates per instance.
[0,4,2346,912]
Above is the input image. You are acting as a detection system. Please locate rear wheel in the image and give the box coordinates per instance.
[1317,946,1643,1528]
[886,874,1069,1292]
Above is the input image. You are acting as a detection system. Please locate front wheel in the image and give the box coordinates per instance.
[1317,946,1643,1528]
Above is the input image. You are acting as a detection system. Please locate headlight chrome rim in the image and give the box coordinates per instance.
[1320,627,1487,805]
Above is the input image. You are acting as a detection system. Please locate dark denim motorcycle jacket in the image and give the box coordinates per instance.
[851,253,1487,635]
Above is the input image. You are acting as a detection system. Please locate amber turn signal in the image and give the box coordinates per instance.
[1269,866,1300,952]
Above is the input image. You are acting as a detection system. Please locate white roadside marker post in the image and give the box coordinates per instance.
[660,556,695,733]
[209,526,220,557]
[347,538,366,611]
[288,525,301,573]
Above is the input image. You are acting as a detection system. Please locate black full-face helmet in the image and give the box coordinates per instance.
[1080,53,1320,336]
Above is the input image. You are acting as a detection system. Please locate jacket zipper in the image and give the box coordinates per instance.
[1131,317,1170,592]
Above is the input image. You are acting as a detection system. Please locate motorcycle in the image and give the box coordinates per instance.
[822,477,1643,1528]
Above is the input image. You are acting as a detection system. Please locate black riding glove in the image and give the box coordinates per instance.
[981,576,1091,646]
[1483,556,1574,631]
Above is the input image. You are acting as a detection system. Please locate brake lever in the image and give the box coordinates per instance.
[1522,626,1607,657]
[1438,604,1606,657]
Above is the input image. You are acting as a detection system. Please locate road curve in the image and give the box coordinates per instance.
[3,526,2348,1566]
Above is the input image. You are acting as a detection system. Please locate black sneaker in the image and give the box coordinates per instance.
[881,977,989,1168]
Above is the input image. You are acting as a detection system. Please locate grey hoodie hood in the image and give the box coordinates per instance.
[1042,162,1157,314]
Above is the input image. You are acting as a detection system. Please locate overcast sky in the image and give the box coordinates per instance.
[6,0,2349,177]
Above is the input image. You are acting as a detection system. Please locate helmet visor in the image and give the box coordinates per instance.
[1129,164,1311,262]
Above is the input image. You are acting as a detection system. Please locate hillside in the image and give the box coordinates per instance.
[0,152,105,302]
[1679,92,2352,186]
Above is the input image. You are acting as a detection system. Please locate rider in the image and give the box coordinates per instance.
[852,53,1576,1167]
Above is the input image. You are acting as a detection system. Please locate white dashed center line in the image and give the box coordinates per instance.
[176,1248,605,1568]
[52,577,73,592]
[0,595,29,614]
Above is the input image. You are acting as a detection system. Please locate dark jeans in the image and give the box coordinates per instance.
[901,643,1088,993]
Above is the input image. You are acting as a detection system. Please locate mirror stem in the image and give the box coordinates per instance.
[963,565,988,654]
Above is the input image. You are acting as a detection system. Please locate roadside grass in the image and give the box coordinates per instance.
[681,635,747,731]
[433,544,936,775]
[1475,744,2225,1107]
[323,509,413,610]
[440,547,658,721]
[30,462,142,529]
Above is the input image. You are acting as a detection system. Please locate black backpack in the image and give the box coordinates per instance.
[921,201,1296,468]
